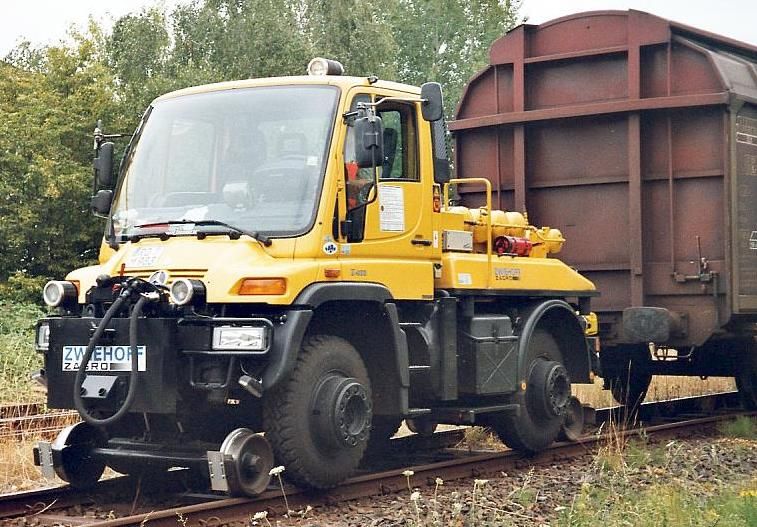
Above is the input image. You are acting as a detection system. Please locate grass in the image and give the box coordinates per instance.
[0,301,45,404]
[559,479,757,527]
[720,416,757,440]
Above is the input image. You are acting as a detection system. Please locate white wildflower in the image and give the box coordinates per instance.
[435,477,444,486]
[474,479,489,486]
[252,511,268,520]
[269,465,285,476]
[410,491,421,501]
[402,470,414,477]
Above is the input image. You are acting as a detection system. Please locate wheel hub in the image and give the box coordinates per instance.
[312,375,372,450]
[528,359,571,419]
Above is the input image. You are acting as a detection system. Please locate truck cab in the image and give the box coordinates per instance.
[35,60,598,495]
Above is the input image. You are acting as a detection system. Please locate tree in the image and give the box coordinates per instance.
[391,0,521,116]
[0,26,117,284]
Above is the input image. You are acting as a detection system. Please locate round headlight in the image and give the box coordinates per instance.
[170,279,193,305]
[170,279,205,306]
[307,57,344,76]
[42,281,77,307]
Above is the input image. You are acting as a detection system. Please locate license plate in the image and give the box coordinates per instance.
[62,345,147,372]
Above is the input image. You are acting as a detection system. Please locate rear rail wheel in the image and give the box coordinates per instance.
[263,335,372,489]
[363,416,402,460]
[406,417,438,437]
[488,329,571,453]
[558,396,585,442]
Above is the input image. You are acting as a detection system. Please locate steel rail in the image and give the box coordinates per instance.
[0,391,744,527]
[0,392,751,527]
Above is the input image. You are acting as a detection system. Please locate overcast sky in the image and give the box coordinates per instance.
[1,0,755,58]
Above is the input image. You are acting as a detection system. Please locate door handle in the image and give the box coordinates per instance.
[411,239,433,246]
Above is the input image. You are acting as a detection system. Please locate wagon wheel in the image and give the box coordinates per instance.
[735,346,757,410]
[263,335,372,489]
[604,348,652,408]
[52,422,107,489]
[488,328,571,453]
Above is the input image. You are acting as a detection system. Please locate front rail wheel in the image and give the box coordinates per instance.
[263,335,372,489]
[52,422,106,489]
[488,329,571,453]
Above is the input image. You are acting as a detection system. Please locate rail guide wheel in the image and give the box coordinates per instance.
[212,428,274,497]
[47,422,107,489]
[406,417,438,437]
[557,396,585,442]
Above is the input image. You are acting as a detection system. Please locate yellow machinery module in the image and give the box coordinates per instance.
[34,58,598,496]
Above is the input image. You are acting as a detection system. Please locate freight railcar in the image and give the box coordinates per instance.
[452,9,757,407]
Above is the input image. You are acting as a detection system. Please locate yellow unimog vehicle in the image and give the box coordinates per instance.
[34,58,598,496]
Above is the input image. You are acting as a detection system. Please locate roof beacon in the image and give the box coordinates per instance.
[307,57,344,76]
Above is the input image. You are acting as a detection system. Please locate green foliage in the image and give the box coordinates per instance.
[0,300,44,403]
[0,0,522,283]
[0,26,115,281]
[720,416,757,439]
[559,482,757,527]
[0,273,47,305]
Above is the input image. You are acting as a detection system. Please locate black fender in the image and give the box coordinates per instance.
[262,309,313,390]
[516,299,592,384]
[293,282,392,307]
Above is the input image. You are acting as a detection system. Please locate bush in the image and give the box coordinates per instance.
[0,300,45,403]
[0,273,47,305]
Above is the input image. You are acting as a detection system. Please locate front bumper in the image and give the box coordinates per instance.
[42,315,276,414]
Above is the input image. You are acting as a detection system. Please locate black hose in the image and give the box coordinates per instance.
[73,293,147,427]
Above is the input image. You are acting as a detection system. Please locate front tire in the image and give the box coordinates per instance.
[488,329,571,453]
[263,335,372,489]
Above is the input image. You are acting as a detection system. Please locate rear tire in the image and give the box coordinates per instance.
[488,329,570,453]
[263,335,372,489]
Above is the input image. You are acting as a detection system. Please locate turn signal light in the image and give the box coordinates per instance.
[238,278,287,295]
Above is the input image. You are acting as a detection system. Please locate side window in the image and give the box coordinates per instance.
[377,104,418,181]
[344,94,373,209]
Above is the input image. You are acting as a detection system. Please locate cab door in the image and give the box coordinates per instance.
[338,89,435,300]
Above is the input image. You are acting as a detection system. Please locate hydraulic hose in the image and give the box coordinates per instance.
[73,292,147,427]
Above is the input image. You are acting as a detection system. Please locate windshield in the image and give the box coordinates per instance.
[110,85,339,240]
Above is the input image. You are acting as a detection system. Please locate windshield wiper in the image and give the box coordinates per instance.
[130,220,272,246]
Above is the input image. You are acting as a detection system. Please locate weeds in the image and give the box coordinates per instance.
[720,416,757,439]
[0,301,45,404]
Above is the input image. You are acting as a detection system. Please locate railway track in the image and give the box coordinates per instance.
[0,391,751,527]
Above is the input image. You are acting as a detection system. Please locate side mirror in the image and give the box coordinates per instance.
[353,114,384,168]
[94,142,115,188]
[420,82,444,122]
[91,189,113,217]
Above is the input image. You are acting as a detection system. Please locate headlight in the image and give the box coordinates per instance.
[212,326,268,352]
[307,57,344,76]
[36,323,50,351]
[42,281,77,307]
[170,279,205,306]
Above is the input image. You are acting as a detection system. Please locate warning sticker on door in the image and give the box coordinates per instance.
[379,186,405,232]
